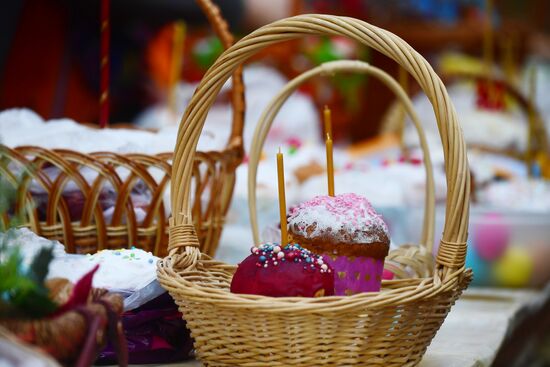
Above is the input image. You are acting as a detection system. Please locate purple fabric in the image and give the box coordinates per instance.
[96,293,194,365]
[323,255,385,295]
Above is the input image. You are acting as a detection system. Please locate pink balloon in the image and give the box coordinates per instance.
[473,213,510,261]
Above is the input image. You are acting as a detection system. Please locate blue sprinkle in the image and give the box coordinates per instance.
[115,252,121,256]
[148,258,154,264]
[305,257,312,263]
[259,255,267,262]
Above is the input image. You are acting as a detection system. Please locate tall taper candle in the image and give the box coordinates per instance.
[99,0,110,128]
[277,149,288,247]
[169,21,185,114]
[326,133,335,197]
[323,105,332,138]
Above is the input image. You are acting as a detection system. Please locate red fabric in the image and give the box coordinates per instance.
[52,265,100,317]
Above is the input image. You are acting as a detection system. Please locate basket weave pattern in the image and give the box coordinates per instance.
[159,14,472,366]
[0,0,244,256]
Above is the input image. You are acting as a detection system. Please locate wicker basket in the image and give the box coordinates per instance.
[0,325,61,367]
[158,14,472,366]
[1,281,125,366]
[380,70,549,176]
[0,0,244,257]
[248,59,436,279]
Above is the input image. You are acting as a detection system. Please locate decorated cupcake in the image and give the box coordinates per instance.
[230,243,334,297]
[287,193,390,295]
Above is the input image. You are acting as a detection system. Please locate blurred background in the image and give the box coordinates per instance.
[1,0,548,137]
[2,0,550,285]
[1,1,550,366]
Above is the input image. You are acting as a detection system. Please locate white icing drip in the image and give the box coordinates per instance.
[287,193,389,245]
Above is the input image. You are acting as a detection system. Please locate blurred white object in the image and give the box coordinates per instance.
[135,64,322,153]
[299,162,447,208]
[479,179,550,212]
[403,83,528,154]
[1,228,162,310]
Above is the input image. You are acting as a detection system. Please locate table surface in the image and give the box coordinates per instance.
[127,287,546,367]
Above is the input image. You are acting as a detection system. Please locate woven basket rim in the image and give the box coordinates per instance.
[157,256,471,312]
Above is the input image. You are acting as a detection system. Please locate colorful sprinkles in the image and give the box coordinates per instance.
[249,243,332,274]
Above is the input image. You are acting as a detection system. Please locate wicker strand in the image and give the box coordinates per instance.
[169,223,200,253]
[436,239,468,269]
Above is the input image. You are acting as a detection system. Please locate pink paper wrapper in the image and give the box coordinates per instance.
[323,255,385,295]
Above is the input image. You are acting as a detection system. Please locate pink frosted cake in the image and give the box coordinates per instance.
[287,193,390,295]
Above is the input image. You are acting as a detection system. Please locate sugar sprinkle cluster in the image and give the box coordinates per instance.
[287,193,389,244]
[250,243,331,273]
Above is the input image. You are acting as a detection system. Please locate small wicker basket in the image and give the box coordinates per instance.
[1,283,125,366]
[0,0,244,257]
[248,59,436,279]
[0,325,61,367]
[158,14,472,366]
[381,70,549,176]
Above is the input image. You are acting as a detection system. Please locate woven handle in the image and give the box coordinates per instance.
[247,60,436,251]
[169,14,470,278]
[196,0,245,149]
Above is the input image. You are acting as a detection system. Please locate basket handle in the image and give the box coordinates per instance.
[169,14,470,280]
[196,0,245,150]
[247,60,436,252]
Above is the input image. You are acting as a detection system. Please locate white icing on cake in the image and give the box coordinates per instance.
[287,193,389,244]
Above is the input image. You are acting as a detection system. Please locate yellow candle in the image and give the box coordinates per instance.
[277,149,288,247]
[323,105,332,138]
[326,133,335,197]
[169,21,185,114]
